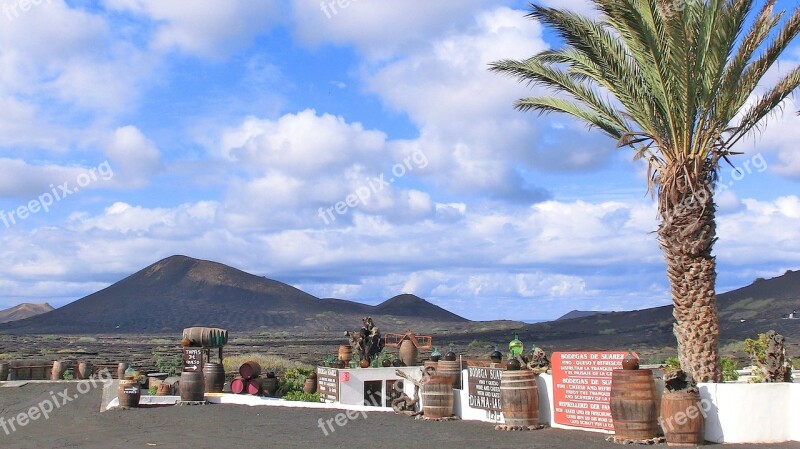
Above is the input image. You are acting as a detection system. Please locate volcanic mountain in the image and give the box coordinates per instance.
[504,269,800,351]
[0,255,467,334]
[0,303,54,324]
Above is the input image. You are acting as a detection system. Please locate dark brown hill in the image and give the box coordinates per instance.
[556,310,611,321]
[492,270,800,354]
[0,255,467,334]
[0,303,54,323]
[374,294,467,321]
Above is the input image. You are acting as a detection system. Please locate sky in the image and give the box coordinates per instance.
[1,0,799,321]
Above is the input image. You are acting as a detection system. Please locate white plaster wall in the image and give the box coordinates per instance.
[336,367,420,407]
[700,382,799,443]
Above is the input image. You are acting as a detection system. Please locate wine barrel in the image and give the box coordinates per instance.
[500,370,539,427]
[51,361,66,381]
[231,377,247,394]
[203,363,225,393]
[181,327,229,348]
[610,369,659,440]
[238,361,261,379]
[338,345,353,363]
[156,383,172,396]
[117,363,129,380]
[0,363,9,381]
[423,361,438,377]
[399,340,419,366]
[118,379,141,408]
[421,375,454,418]
[303,377,317,394]
[180,371,205,401]
[660,391,705,446]
[262,377,278,396]
[77,362,93,380]
[435,360,461,389]
[247,378,263,395]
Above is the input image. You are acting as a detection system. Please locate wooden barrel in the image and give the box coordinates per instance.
[421,375,454,418]
[303,377,317,394]
[238,361,261,379]
[0,362,9,381]
[338,345,353,363]
[247,378,263,395]
[423,361,438,377]
[180,371,205,401]
[610,369,658,440]
[500,370,539,427]
[660,391,705,446]
[156,383,172,396]
[51,361,66,381]
[181,327,229,348]
[399,340,419,366]
[262,377,278,396]
[118,379,141,407]
[231,377,247,394]
[435,360,461,389]
[76,361,93,380]
[117,363,129,380]
[203,363,225,393]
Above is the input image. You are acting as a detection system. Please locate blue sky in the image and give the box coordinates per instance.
[1,0,799,321]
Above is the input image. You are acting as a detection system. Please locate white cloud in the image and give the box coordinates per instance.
[103,126,163,187]
[103,0,279,58]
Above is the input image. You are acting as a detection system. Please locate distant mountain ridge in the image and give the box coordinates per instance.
[0,303,54,324]
[556,310,612,321]
[0,255,466,333]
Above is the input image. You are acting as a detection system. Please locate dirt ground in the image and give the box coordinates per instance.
[1,383,799,449]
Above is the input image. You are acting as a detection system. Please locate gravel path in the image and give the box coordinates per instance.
[1,383,799,449]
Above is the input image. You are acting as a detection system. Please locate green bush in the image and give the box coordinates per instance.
[664,357,681,369]
[152,352,182,376]
[279,367,315,395]
[147,385,158,395]
[282,391,320,402]
[721,356,739,382]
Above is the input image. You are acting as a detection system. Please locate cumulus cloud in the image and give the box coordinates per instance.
[103,126,163,187]
[103,0,279,58]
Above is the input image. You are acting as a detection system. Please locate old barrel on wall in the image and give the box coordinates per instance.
[182,327,229,348]
[118,379,141,408]
[338,345,352,363]
[51,361,66,381]
[0,362,9,381]
[421,375,454,418]
[660,391,705,446]
[180,371,205,401]
[262,377,278,396]
[610,369,659,440]
[500,369,540,427]
[435,360,461,389]
[231,377,247,394]
[203,363,225,393]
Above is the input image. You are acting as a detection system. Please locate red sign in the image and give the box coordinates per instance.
[551,351,631,430]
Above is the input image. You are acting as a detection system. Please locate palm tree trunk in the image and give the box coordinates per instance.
[658,172,721,383]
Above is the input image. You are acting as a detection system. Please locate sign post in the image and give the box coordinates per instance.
[182,348,204,373]
[316,367,340,403]
[466,365,503,421]
[551,351,629,431]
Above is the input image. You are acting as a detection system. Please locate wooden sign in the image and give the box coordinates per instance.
[316,367,340,403]
[182,348,204,373]
[551,351,630,430]
[466,365,503,412]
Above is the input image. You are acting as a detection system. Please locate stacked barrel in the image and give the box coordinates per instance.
[231,361,278,396]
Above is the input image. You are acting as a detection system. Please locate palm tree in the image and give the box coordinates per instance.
[491,0,800,382]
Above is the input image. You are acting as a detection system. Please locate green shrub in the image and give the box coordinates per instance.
[664,357,681,369]
[152,351,181,376]
[279,367,315,395]
[721,356,739,382]
[282,391,320,402]
[147,385,158,395]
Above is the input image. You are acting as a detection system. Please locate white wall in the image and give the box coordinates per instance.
[336,367,419,407]
[700,382,800,444]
